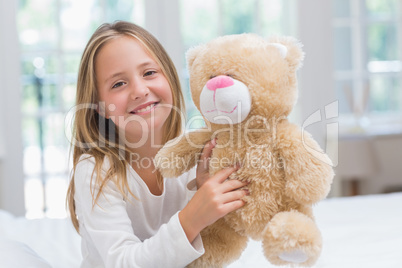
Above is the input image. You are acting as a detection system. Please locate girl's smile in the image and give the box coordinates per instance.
[130,101,159,115]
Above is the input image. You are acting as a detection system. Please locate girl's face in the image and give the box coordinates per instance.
[95,36,173,148]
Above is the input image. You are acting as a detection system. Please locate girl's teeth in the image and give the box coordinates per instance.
[135,103,156,113]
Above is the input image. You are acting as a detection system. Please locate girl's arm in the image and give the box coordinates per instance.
[74,157,204,268]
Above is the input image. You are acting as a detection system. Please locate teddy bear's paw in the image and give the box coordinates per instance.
[262,211,322,267]
[278,249,308,263]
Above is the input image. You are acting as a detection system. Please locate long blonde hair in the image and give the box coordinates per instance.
[66,21,185,232]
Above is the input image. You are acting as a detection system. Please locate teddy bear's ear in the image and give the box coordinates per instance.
[186,45,205,69]
[268,43,288,58]
[268,36,305,70]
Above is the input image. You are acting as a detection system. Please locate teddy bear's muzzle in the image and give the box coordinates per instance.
[199,75,251,125]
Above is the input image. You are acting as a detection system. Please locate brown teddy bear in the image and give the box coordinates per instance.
[155,33,334,267]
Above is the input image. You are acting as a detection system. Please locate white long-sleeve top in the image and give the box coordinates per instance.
[73,155,204,268]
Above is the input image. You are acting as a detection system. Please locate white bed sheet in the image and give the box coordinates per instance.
[1,192,401,268]
[0,211,81,267]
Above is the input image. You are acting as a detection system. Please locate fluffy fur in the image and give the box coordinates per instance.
[155,33,334,267]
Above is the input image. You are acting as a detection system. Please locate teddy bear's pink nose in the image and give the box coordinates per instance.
[206,75,234,91]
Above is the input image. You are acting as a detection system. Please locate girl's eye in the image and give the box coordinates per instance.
[112,81,125,89]
[144,70,156,77]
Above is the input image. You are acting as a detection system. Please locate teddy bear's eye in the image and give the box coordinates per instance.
[209,74,234,79]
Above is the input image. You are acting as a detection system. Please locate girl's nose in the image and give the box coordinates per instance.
[206,75,234,91]
[130,81,149,100]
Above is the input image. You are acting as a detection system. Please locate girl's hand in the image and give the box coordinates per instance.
[196,139,217,189]
[179,165,249,243]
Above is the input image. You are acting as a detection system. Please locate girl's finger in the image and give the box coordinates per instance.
[220,179,249,193]
[220,199,246,216]
[212,165,239,184]
[198,139,216,170]
[221,189,249,204]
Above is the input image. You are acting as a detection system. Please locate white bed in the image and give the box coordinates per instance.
[1,193,401,268]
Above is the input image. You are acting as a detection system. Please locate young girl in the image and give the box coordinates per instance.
[66,21,248,268]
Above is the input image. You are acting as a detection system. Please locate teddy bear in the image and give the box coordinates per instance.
[155,33,334,267]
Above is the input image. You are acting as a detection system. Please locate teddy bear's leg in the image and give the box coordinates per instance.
[187,218,248,268]
[262,211,322,267]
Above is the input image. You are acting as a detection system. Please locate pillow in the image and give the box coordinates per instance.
[0,239,51,268]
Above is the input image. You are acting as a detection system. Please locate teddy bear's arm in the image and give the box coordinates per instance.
[276,122,334,205]
[154,130,213,178]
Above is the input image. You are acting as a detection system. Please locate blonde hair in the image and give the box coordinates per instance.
[66,21,185,232]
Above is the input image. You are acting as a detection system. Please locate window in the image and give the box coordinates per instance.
[332,0,402,129]
[18,0,145,218]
